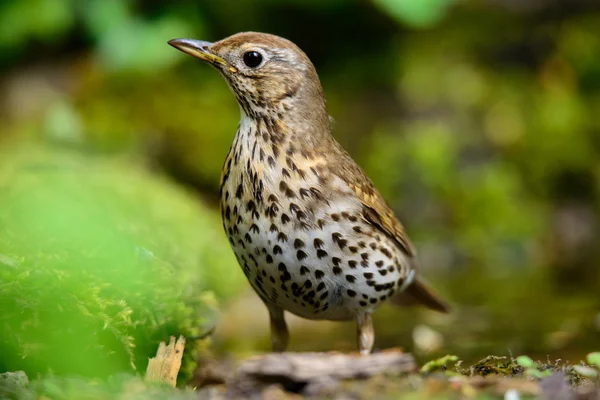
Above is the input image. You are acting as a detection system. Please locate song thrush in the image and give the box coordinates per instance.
[168,32,450,354]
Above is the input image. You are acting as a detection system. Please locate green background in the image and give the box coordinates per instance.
[0,0,599,382]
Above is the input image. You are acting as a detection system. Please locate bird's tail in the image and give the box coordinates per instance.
[391,277,450,313]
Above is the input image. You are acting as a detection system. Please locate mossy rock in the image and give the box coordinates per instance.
[0,142,244,378]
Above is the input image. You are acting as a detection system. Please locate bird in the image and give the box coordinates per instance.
[168,32,450,355]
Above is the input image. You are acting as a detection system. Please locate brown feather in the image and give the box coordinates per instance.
[327,140,449,313]
[390,277,451,313]
[327,141,415,253]
[326,138,416,256]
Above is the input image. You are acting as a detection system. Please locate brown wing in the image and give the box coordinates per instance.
[328,143,415,259]
[329,142,450,313]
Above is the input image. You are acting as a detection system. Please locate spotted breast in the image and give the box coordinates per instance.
[220,113,414,321]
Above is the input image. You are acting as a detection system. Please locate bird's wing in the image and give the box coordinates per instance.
[329,143,450,313]
[329,144,416,259]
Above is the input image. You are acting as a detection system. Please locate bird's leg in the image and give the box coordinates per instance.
[356,312,374,355]
[267,304,289,352]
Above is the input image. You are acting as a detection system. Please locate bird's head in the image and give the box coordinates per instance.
[168,32,327,123]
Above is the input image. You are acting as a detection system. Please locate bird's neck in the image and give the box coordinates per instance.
[235,96,331,156]
[222,106,332,199]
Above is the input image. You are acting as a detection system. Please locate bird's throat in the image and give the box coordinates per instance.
[220,109,333,205]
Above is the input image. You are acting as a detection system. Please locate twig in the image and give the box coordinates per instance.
[145,335,186,387]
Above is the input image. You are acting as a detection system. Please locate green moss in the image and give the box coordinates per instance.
[420,355,459,374]
[0,142,244,379]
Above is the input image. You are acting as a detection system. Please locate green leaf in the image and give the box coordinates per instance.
[420,355,459,373]
[96,14,194,72]
[525,368,551,379]
[83,0,131,38]
[587,352,600,369]
[516,356,534,368]
[0,0,75,48]
[373,0,453,28]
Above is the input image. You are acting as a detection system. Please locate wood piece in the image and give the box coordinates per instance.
[228,348,416,397]
[145,336,186,387]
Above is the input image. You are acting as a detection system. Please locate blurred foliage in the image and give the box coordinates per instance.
[0,0,198,71]
[0,142,244,378]
[1,0,600,384]
[0,373,201,400]
[373,0,454,28]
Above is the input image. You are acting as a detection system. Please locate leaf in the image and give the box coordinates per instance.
[83,0,130,38]
[95,14,195,72]
[373,0,453,28]
[515,356,534,369]
[587,352,600,369]
[420,355,459,373]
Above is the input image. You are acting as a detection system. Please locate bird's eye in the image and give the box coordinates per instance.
[243,51,263,68]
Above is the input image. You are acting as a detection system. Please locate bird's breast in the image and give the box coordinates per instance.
[219,123,411,320]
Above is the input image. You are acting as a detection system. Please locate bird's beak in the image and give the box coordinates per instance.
[168,38,237,72]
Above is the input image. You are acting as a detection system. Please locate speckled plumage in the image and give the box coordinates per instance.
[169,32,450,354]
[220,113,412,322]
